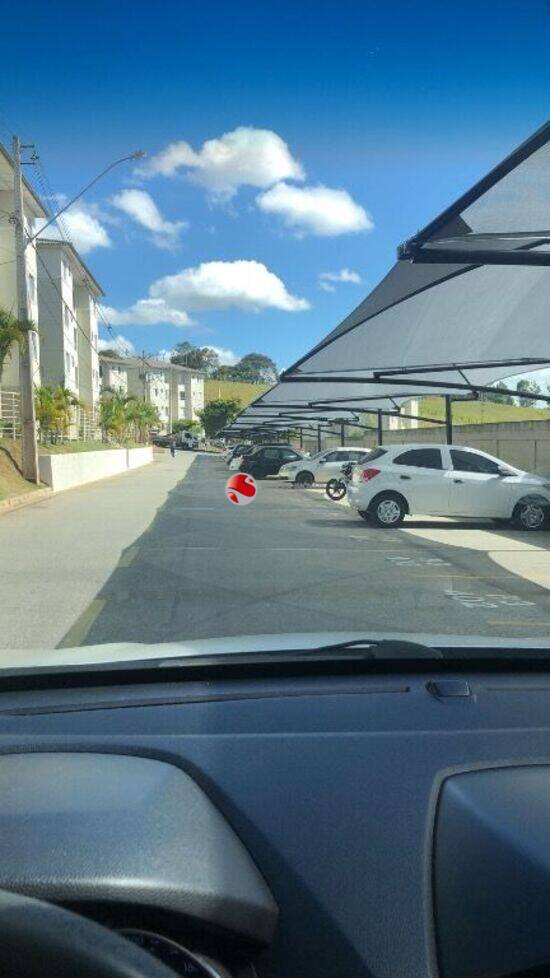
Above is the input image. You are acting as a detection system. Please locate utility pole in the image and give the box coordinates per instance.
[12,136,39,483]
[377,409,383,446]
[444,395,453,445]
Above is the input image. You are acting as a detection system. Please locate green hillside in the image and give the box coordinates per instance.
[204,379,270,409]
[417,397,550,427]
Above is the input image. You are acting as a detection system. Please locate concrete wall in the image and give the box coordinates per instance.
[302,420,550,476]
[38,446,153,491]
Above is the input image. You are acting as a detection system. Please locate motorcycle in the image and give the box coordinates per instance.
[325,460,353,501]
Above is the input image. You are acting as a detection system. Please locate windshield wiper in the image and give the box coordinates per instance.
[312,638,442,659]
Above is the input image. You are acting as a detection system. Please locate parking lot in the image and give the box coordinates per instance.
[66,453,550,645]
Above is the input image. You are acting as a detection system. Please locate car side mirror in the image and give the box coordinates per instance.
[498,466,513,477]
[318,460,326,465]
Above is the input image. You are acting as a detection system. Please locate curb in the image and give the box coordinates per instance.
[0,486,53,517]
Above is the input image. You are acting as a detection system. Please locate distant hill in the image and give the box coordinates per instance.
[417,397,550,426]
[204,379,270,409]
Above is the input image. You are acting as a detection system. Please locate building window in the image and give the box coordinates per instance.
[65,352,70,373]
[63,306,71,330]
[74,326,78,347]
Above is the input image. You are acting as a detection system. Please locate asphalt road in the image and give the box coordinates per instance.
[2,451,550,652]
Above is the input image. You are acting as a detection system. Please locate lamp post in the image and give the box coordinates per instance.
[13,141,145,481]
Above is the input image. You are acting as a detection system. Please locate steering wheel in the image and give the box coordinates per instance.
[0,888,179,978]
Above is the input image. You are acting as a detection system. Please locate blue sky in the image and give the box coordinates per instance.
[0,0,548,369]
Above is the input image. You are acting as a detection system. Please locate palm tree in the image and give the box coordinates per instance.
[35,385,83,442]
[0,307,36,381]
[126,399,160,443]
[99,390,136,443]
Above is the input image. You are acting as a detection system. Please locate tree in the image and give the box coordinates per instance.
[0,307,35,381]
[516,378,541,407]
[34,385,83,442]
[212,352,278,383]
[99,390,137,442]
[484,381,514,405]
[125,399,161,444]
[97,347,122,359]
[235,353,278,383]
[172,419,201,434]
[198,398,240,438]
[171,343,220,376]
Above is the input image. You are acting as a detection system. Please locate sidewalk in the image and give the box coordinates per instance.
[0,451,197,650]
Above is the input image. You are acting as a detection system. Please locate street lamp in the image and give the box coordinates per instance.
[26,150,146,245]
[13,141,146,482]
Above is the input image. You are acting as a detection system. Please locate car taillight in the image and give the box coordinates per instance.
[361,467,381,482]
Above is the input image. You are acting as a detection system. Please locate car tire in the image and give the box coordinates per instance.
[368,492,406,528]
[295,471,314,487]
[512,499,549,531]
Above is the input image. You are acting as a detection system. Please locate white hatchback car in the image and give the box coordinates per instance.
[346,444,550,529]
[279,447,369,486]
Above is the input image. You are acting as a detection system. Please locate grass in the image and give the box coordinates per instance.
[39,440,140,454]
[204,379,270,409]
[416,397,550,427]
[0,439,41,502]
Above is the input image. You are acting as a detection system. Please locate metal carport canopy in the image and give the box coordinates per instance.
[260,120,550,409]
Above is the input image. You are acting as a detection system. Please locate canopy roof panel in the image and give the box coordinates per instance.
[276,122,550,402]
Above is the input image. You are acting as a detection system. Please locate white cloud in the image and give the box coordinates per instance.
[34,203,112,255]
[110,189,187,248]
[156,348,176,361]
[97,335,135,356]
[136,126,304,198]
[101,260,309,327]
[208,345,238,365]
[257,182,373,237]
[100,298,193,328]
[319,268,363,291]
[149,260,309,313]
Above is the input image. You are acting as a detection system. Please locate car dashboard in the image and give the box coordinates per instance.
[1,660,550,977]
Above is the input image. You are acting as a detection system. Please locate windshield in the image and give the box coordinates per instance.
[1,2,549,668]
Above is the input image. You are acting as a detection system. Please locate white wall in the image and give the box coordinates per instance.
[38,446,153,491]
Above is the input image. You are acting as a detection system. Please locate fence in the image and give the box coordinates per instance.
[0,389,21,440]
[0,389,102,443]
[299,419,550,476]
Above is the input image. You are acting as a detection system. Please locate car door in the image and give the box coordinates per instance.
[259,447,285,476]
[277,449,302,474]
[391,448,448,514]
[447,448,509,517]
[314,450,340,482]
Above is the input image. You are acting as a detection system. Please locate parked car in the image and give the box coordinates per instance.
[279,447,369,486]
[228,445,257,469]
[239,445,304,480]
[225,443,252,465]
[346,444,550,529]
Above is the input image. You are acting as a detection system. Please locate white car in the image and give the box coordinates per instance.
[346,443,550,529]
[279,447,370,486]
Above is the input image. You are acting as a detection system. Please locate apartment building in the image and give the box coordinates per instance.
[99,354,205,433]
[99,355,129,394]
[36,240,104,410]
[0,142,47,391]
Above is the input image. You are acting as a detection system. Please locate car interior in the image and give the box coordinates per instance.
[3,644,550,978]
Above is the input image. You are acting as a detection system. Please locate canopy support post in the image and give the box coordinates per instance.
[317,424,322,453]
[377,410,383,446]
[445,395,453,444]
[340,422,345,446]
[299,427,303,449]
